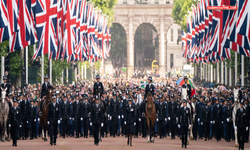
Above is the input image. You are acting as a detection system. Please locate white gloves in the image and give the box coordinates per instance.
[178,124,180,128]
[118,115,120,119]
[124,121,126,125]
[122,115,124,119]
[72,118,74,121]
[9,124,11,127]
[221,121,223,124]
[110,116,112,120]
[213,121,215,124]
[69,117,71,120]
[60,118,62,121]
[210,121,212,124]
[176,117,178,122]
[26,121,29,123]
[134,122,136,126]
[198,118,200,122]
[168,117,170,120]
[81,118,83,121]
[34,119,36,122]
[156,118,159,122]
[201,122,203,125]
[139,118,141,122]
[226,118,229,122]
[235,126,237,131]
[38,118,40,122]
[246,127,249,131]
[101,123,104,127]
[19,125,22,128]
[165,118,167,121]
[108,114,110,118]
[90,122,92,126]
[189,124,191,129]
[47,121,50,125]
[58,120,60,124]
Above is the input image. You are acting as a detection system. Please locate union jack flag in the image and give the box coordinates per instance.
[182,30,187,58]
[34,0,58,60]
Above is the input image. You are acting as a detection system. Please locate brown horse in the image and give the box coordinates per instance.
[145,93,156,143]
[39,87,53,141]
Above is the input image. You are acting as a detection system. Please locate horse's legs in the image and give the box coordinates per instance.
[190,124,193,140]
[146,118,150,143]
[234,122,239,147]
[151,121,155,142]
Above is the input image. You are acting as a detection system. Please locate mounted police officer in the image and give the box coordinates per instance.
[10,97,21,146]
[59,93,70,138]
[182,76,191,99]
[48,94,60,145]
[0,75,10,98]
[40,75,53,115]
[90,95,103,146]
[144,76,154,98]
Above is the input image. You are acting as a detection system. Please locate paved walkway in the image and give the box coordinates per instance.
[0,136,249,150]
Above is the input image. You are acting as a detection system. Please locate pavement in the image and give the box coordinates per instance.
[0,136,250,150]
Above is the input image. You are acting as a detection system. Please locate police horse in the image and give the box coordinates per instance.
[145,93,156,143]
[39,87,53,141]
[232,88,240,147]
[180,87,195,144]
[0,87,9,142]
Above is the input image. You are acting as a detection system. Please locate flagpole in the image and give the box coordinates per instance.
[241,55,244,86]
[229,65,232,88]
[61,70,64,84]
[25,47,28,85]
[225,62,227,87]
[66,68,68,84]
[84,63,87,79]
[49,59,52,83]
[41,51,44,84]
[217,62,219,84]
[81,64,84,80]
[221,61,223,85]
[235,52,237,86]
[211,64,213,87]
[1,56,4,83]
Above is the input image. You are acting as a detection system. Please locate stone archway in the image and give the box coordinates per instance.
[113,2,175,77]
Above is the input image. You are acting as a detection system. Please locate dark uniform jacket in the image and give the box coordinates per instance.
[48,103,60,124]
[60,101,70,120]
[213,104,223,122]
[168,101,178,119]
[41,82,53,98]
[82,102,91,118]
[134,102,141,120]
[91,103,103,124]
[93,82,104,96]
[110,98,120,119]
[10,107,21,126]
[181,84,192,99]
[20,100,30,120]
[0,82,10,97]
[144,83,155,97]
[236,108,249,128]
[157,102,167,120]
[124,103,136,124]
[201,105,211,123]
[73,101,82,119]
[224,107,232,122]
[29,105,37,122]
[179,107,191,127]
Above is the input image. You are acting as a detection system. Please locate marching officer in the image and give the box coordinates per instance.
[29,99,37,140]
[48,94,60,145]
[213,98,223,141]
[178,100,191,148]
[168,94,178,139]
[141,98,147,138]
[101,91,109,137]
[224,102,232,142]
[181,76,191,99]
[110,92,120,137]
[133,94,141,138]
[59,93,70,138]
[73,93,82,138]
[93,74,104,97]
[0,76,10,97]
[235,100,249,150]
[144,76,155,98]
[81,94,91,138]
[10,97,21,146]
[124,97,136,146]
[157,94,167,139]
[90,95,104,146]
[20,93,30,140]
[201,99,211,141]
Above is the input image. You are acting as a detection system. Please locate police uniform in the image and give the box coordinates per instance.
[157,94,167,139]
[178,100,191,148]
[124,97,135,146]
[59,94,70,138]
[41,75,53,98]
[110,94,120,137]
[181,76,191,99]
[133,95,141,137]
[48,96,60,145]
[101,92,109,137]
[0,76,10,97]
[90,98,103,146]
[93,74,104,97]
[73,96,82,138]
[20,94,30,139]
[144,76,155,98]
[213,102,223,141]
[29,100,37,140]
[168,95,178,139]
[201,101,211,141]
[81,94,91,138]
[10,98,21,146]
[236,102,249,150]
[224,103,232,142]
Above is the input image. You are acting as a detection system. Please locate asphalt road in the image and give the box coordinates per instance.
[0,136,250,150]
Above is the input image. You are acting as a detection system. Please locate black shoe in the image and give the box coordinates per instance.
[130,143,132,146]
[12,144,15,146]
[15,144,17,147]
[205,138,207,141]
[127,141,129,145]
[50,142,53,145]
[96,142,99,146]
[182,145,183,148]
[185,146,187,148]
[54,143,56,145]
